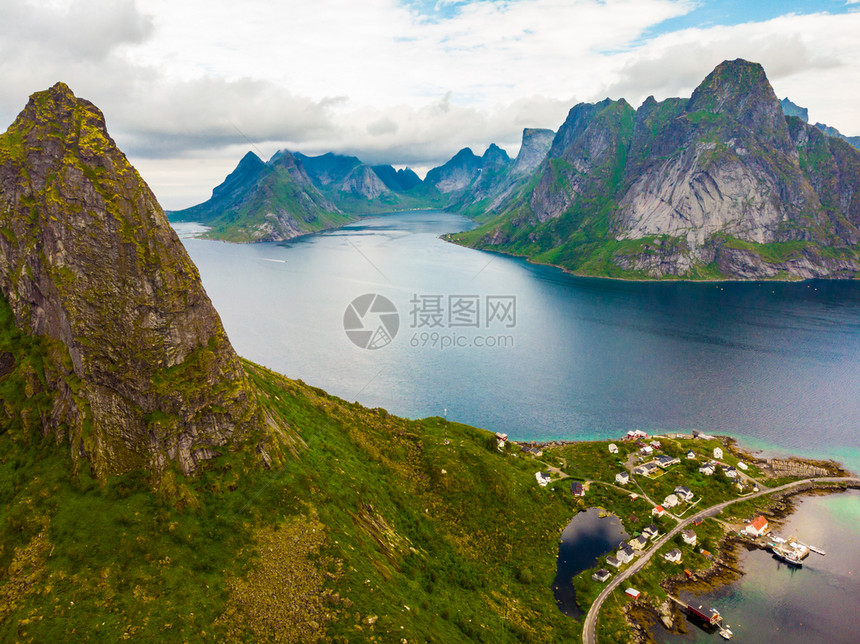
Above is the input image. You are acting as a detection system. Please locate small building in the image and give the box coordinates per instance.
[662,494,680,509]
[608,443,619,454]
[642,524,660,540]
[650,440,662,449]
[626,429,648,440]
[743,515,769,537]
[625,588,641,599]
[592,569,611,583]
[628,535,649,551]
[617,545,636,564]
[652,505,666,517]
[535,471,551,487]
[686,450,696,460]
[713,447,724,460]
[674,485,694,502]
[570,481,585,497]
[606,556,621,568]
[698,464,715,476]
[615,471,630,485]
[737,461,749,470]
[682,529,697,546]
[634,462,659,476]
[723,466,738,479]
[663,548,682,563]
[655,454,680,468]
[640,445,653,455]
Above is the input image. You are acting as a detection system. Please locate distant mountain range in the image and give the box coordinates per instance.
[170,59,860,280]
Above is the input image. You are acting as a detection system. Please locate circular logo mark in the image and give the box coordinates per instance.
[343,294,399,349]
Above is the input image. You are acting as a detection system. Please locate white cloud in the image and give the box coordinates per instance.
[2,0,860,209]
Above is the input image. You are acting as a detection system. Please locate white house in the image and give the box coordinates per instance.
[608,443,619,454]
[674,486,694,502]
[606,556,621,568]
[737,461,749,470]
[682,529,697,546]
[616,471,630,485]
[640,445,653,455]
[617,545,635,564]
[592,569,611,582]
[743,515,769,537]
[662,494,680,509]
[713,447,724,460]
[535,471,551,487]
[643,524,660,540]
[686,450,696,460]
[663,549,682,563]
[655,454,680,468]
[723,466,738,479]
[698,464,715,476]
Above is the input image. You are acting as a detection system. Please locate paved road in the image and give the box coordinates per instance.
[581,477,860,644]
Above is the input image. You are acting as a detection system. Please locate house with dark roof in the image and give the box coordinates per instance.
[664,549,682,563]
[617,545,636,564]
[615,471,630,485]
[655,454,680,468]
[628,535,649,551]
[682,529,697,546]
[606,556,621,568]
[643,524,660,540]
[674,485,694,502]
[570,482,585,497]
[592,569,611,582]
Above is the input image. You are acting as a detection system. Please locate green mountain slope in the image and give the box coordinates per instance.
[0,84,583,642]
[450,60,860,280]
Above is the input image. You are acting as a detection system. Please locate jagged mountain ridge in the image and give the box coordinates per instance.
[169,149,351,242]
[779,97,860,150]
[451,59,860,280]
[0,83,272,477]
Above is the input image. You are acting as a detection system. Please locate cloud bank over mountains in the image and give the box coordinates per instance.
[2,0,859,208]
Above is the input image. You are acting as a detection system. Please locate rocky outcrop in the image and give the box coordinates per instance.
[340,164,389,200]
[0,83,266,477]
[512,128,555,176]
[456,59,860,280]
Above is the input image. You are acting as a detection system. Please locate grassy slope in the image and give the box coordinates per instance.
[0,296,581,642]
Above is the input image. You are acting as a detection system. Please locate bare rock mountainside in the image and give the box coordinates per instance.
[0,83,268,478]
[452,59,860,280]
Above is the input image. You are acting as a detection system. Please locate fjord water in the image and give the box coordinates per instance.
[173,211,860,469]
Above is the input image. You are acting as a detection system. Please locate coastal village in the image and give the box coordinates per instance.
[501,428,854,642]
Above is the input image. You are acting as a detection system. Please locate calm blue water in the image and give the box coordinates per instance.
[172,211,860,471]
[554,507,629,618]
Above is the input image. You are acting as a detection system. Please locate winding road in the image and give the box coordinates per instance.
[581,476,860,644]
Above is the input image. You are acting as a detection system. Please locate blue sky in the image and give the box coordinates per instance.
[2,0,859,207]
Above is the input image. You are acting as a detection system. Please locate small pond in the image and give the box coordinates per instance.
[554,506,629,618]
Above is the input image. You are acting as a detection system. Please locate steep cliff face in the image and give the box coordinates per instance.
[170,150,347,242]
[0,83,266,477]
[512,128,555,176]
[453,60,860,280]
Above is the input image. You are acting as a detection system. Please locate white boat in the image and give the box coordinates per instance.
[720,626,733,639]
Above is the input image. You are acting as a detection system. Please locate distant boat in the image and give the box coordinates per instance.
[720,626,733,639]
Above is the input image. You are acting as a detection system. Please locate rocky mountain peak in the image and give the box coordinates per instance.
[513,128,554,175]
[0,84,265,478]
[481,143,510,169]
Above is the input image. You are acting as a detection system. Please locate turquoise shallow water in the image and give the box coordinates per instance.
[173,212,860,467]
